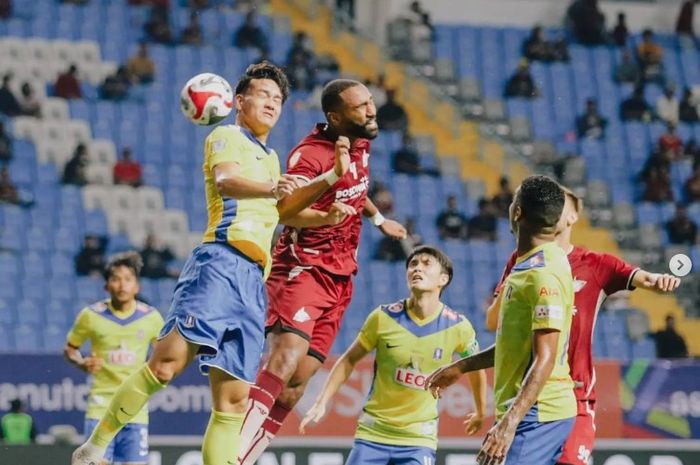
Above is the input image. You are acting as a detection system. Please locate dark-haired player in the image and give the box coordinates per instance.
[64,252,163,465]
[427,175,576,465]
[237,79,407,465]
[73,62,350,465]
[300,245,486,465]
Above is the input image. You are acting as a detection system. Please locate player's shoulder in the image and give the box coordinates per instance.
[206,124,250,146]
[378,300,406,315]
[86,299,110,314]
[135,300,159,315]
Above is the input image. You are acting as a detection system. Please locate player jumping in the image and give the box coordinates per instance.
[485,186,680,465]
[65,252,163,465]
[72,62,352,465]
[300,245,487,465]
[237,79,407,465]
[427,175,577,465]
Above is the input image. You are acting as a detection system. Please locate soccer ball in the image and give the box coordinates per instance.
[180,73,234,126]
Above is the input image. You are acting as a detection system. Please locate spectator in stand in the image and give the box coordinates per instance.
[0,399,37,445]
[0,122,12,164]
[62,143,89,186]
[0,0,11,19]
[113,148,142,187]
[621,85,652,122]
[140,233,176,279]
[392,133,421,175]
[491,176,513,218]
[676,0,697,45]
[685,164,700,202]
[679,88,699,123]
[144,5,173,44]
[18,82,41,117]
[377,89,409,132]
[637,29,665,84]
[181,11,203,46]
[366,74,387,108]
[286,49,316,91]
[504,59,538,98]
[666,204,698,245]
[376,217,423,262]
[286,32,315,68]
[656,85,679,124]
[522,26,569,62]
[75,235,106,277]
[615,49,641,84]
[436,195,468,240]
[233,11,269,54]
[100,66,131,101]
[641,166,673,202]
[127,42,156,84]
[577,98,607,139]
[652,314,689,358]
[369,180,394,216]
[658,122,684,161]
[567,0,606,45]
[0,74,21,117]
[611,12,629,47]
[468,198,497,241]
[686,138,700,162]
[54,65,82,99]
[0,166,19,205]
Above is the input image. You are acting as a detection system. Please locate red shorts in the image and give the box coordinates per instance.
[557,400,596,465]
[265,263,353,362]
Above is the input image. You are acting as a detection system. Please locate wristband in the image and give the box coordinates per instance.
[371,212,386,227]
[324,169,341,186]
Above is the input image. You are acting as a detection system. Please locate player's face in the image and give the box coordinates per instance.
[105,265,140,306]
[236,78,283,135]
[406,253,449,293]
[335,84,378,139]
[555,194,579,235]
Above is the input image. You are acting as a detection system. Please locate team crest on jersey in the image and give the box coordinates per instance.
[183,314,196,328]
[211,139,225,154]
[433,348,443,360]
[441,308,459,321]
[386,301,404,313]
[574,279,587,292]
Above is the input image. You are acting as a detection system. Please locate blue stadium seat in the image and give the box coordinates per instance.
[631,337,656,359]
[43,325,67,351]
[13,325,40,352]
[0,326,14,351]
[16,300,42,326]
[636,202,660,226]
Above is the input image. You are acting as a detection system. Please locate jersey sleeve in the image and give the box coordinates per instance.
[285,143,326,183]
[530,271,568,331]
[66,309,91,348]
[205,126,250,170]
[596,253,638,295]
[493,250,517,297]
[455,318,480,358]
[357,308,381,351]
[149,311,165,343]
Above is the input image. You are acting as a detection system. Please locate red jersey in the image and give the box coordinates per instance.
[273,124,371,276]
[495,246,638,401]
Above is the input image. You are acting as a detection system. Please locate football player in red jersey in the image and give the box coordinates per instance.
[486,186,680,465]
[237,79,407,465]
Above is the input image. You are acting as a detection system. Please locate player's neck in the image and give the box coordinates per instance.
[407,292,442,320]
[236,117,270,144]
[516,230,557,256]
[109,299,136,314]
[324,125,357,146]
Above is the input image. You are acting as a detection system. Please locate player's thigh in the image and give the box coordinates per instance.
[264,329,311,379]
[112,423,149,465]
[505,417,575,465]
[557,407,595,465]
[148,329,198,382]
[208,366,251,413]
[344,440,392,465]
[307,276,353,363]
[391,445,436,465]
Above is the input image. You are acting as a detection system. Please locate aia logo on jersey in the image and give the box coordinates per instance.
[539,287,560,297]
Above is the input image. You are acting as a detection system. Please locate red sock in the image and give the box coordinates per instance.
[239,401,293,465]
[238,370,284,458]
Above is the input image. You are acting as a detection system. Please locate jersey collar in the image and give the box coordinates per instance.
[238,125,272,155]
[405,299,444,327]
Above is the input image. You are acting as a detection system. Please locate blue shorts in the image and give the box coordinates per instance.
[84,418,148,464]
[345,439,436,465]
[159,242,267,383]
[505,406,575,465]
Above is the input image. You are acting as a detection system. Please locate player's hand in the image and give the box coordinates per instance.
[333,136,351,177]
[272,174,299,200]
[325,202,357,225]
[379,219,407,239]
[83,353,104,374]
[640,272,681,292]
[425,362,464,399]
[464,412,485,436]
[299,402,327,434]
[477,419,516,465]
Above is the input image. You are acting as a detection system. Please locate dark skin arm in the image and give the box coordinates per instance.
[426,345,495,398]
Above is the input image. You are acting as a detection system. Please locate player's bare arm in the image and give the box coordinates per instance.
[64,344,104,374]
[299,338,369,434]
[213,162,297,199]
[485,291,503,332]
[631,270,681,292]
[426,345,495,399]
[277,136,352,221]
[465,370,488,435]
[477,329,560,465]
[363,198,407,239]
[281,202,357,228]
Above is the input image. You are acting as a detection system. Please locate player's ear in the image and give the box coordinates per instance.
[327,111,340,127]
[512,205,522,222]
[439,272,449,288]
[234,93,245,112]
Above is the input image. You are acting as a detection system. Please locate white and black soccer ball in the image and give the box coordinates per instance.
[180,73,234,126]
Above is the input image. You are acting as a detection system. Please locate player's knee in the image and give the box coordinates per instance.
[266,346,305,381]
[148,360,177,384]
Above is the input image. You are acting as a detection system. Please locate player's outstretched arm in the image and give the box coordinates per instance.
[63,344,103,374]
[280,202,357,228]
[277,137,351,221]
[426,345,495,399]
[631,270,681,292]
[213,162,298,200]
[477,329,559,465]
[363,198,407,239]
[464,369,488,435]
[299,338,369,434]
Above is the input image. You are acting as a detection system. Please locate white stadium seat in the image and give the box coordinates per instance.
[90,139,117,165]
[111,185,138,211]
[137,187,165,212]
[42,97,70,120]
[163,210,189,235]
[83,185,113,211]
[86,163,113,185]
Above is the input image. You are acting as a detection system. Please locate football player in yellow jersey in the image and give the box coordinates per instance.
[73,62,351,465]
[427,175,576,465]
[64,252,164,465]
[300,246,487,465]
